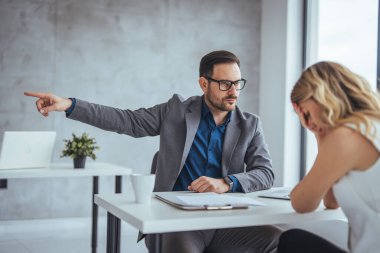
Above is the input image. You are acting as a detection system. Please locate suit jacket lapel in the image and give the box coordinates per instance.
[222,110,241,176]
[178,98,202,175]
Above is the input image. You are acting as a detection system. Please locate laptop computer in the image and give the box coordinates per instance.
[258,188,292,200]
[0,131,56,170]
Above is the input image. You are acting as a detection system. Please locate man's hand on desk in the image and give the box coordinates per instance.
[24,91,72,117]
[188,176,229,193]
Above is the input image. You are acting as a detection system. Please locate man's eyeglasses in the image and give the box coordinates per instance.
[205,77,246,91]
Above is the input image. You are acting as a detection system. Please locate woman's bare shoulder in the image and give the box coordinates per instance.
[325,125,363,144]
[320,126,367,157]
[322,125,378,168]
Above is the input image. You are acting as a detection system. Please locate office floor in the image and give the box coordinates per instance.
[0,216,148,253]
[0,217,349,253]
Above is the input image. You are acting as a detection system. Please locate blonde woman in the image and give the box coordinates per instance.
[278,61,380,253]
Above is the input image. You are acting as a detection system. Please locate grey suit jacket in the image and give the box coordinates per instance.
[68,94,274,192]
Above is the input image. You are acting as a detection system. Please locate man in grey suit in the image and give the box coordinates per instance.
[25,50,281,253]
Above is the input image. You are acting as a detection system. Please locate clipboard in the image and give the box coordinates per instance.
[155,192,260,210]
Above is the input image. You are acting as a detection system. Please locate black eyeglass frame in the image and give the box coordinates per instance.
[205,77,247,91]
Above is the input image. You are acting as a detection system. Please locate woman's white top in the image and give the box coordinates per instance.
[333,122,380,253]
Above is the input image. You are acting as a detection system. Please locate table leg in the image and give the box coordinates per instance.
[92,176,99,253]
[115,175,122,252]
[115,175,122,193]
[154,234,162,253]
[107,212,121,253]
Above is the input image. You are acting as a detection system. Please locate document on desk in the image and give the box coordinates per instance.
[155,192,265,210]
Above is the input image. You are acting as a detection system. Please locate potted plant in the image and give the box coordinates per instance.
[61,133,100,169]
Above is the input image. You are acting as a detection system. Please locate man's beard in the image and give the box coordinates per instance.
[206,93,238,112]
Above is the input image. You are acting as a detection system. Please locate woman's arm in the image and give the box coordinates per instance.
[323,187,339,209]
[290,127,359,213]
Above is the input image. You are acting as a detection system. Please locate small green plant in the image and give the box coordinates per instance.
[61,133,99,160]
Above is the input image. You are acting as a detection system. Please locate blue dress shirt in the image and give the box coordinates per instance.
[173,99,242,192]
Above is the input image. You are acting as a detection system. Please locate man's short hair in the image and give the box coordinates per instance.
[199,50,240,77]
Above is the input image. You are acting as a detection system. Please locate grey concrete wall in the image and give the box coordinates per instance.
[0,0,262,219]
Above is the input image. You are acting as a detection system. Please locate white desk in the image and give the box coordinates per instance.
[0,162,132,253]
[95,188,347,253]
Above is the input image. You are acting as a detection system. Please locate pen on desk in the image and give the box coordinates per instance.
[205,205,233,210]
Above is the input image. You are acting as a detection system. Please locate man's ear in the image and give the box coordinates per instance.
[199,77,208,93]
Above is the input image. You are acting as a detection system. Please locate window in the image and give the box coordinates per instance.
[304,0,379,173]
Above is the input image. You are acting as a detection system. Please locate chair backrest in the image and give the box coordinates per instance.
[151,151,158,174]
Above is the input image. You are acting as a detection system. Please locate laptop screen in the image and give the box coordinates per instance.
[0,131,56,169]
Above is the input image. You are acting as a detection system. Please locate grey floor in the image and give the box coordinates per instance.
[0,216,148,253]
[0,217,349,253]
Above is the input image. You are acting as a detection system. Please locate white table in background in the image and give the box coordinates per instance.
[0,162,132,253]
[95,188,347,253]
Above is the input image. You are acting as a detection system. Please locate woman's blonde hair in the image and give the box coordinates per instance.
[291,61,380,136]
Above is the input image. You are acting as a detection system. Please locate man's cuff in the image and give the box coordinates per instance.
[228,175,242,192]
[65,98,76,117]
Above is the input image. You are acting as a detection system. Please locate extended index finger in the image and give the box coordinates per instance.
[24,91,50,99]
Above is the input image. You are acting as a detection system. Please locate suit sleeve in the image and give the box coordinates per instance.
[233,118,274,192]
[67,95,180,137]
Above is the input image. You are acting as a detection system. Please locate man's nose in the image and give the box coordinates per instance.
[227,84,239,95]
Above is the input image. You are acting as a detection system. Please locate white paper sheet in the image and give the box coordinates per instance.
[177,193,266,206]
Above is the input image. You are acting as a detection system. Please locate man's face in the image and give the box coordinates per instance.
[200,62,241,112]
